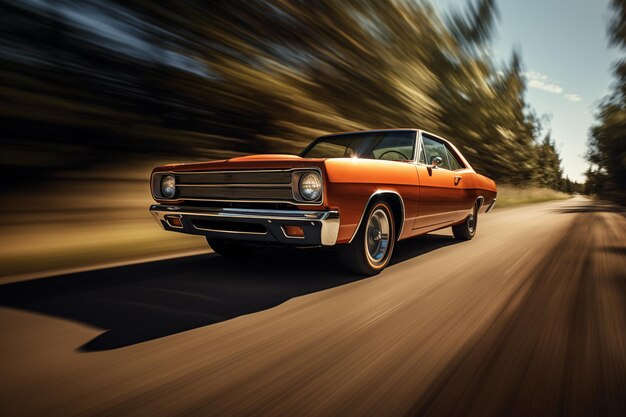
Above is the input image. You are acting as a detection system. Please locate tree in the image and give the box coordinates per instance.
[1,0,564,189]
[587,0,626,203]
[536,134,564,190]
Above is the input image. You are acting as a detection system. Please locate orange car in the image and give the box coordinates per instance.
[150,129,497,275]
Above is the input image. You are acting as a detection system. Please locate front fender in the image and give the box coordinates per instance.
[323,159,419,243]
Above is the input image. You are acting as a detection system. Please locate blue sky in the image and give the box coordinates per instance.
[434,0,621,182]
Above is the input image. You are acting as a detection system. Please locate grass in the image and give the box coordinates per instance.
[0,166,208,283]
[0,220,207,281]
[495,185,572,209]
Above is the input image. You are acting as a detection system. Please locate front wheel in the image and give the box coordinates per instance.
[452,204,478,240]
[206,238,254,257]
[337,201,396,275]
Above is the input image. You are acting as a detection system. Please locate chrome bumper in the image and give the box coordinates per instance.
[149,204,340,246]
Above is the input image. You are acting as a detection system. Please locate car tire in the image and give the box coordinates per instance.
[452,203,478,240]
[206,238,254,257]
[338,201,396,276]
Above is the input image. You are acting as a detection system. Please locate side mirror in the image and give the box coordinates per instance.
[430,156,443,168]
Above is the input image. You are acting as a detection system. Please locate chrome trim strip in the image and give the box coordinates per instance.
[193,225,267,236]
[412,130,419,163]
[151,206,336,221]
[175,183,292,188]
[348,190,406,243]
[173,169,297,175]
[485,198,496,213]
[150,205,340,246]
[151,197,321,205]
[412,219,453,230]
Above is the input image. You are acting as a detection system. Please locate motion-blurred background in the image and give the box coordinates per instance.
[1,0,624,279]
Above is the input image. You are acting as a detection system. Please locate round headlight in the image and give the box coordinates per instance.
[161,175,176,198]
[299,172,322,201]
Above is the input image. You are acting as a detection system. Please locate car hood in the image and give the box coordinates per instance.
[227,154,304,162]
[153,154,326,173]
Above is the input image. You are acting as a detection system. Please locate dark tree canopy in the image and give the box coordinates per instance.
[1,0,570,189]
[586,0,626,203]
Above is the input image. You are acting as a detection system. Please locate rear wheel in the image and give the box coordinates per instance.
[452,203,478,240]
[338,201,395,275]
[206,238,254,257]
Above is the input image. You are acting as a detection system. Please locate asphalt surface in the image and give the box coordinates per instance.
[1,196,625,417]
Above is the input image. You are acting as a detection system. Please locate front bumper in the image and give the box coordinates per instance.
[149,204,340,246]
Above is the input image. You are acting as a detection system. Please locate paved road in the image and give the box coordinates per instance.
[1,197,625,417]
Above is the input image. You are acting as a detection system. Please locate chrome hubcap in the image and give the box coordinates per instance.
[366,208,390,263]
[468,207,477,233]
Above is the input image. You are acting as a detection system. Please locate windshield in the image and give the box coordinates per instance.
[301,130,416,161]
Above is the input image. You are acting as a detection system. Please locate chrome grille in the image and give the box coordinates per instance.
[176,171,292,185]
[172,170,299,203]
[176,185,294,201]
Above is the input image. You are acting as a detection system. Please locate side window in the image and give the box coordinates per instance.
[421,135,450,170]
[445,147,464,170]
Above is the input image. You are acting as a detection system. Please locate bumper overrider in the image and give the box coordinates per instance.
[149,204,340,246]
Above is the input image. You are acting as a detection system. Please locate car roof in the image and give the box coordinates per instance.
[318,128,418,138]
[318,128,451,144]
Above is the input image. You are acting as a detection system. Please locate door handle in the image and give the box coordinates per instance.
[454,176,462,185]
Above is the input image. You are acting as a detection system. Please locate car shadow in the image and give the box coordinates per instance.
[0,235,459,351]
[554,201,626,214]
[602,246,626,256]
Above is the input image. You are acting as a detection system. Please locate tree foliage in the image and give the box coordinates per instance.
[1,0,567,188]
[587,0,626,203]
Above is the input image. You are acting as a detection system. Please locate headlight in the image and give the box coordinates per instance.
[299,172,322,201]
[161,175,176,198]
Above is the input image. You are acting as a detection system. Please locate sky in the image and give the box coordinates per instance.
[434,0,621,182]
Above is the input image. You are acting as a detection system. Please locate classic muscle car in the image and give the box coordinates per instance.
[150,129,497,275]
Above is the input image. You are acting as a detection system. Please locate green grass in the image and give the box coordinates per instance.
[495,185,572,208]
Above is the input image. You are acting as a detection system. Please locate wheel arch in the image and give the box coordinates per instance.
[476,196,485,210]
[348,190,405,243]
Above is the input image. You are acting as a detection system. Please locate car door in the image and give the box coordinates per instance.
[413,133,463,230]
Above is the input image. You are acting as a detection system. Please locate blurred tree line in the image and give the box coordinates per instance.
[586,0,626,203]
[1,0,572,190]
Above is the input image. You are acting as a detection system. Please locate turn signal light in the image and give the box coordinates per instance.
[165,215,183,228]
[283,225,305,237]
